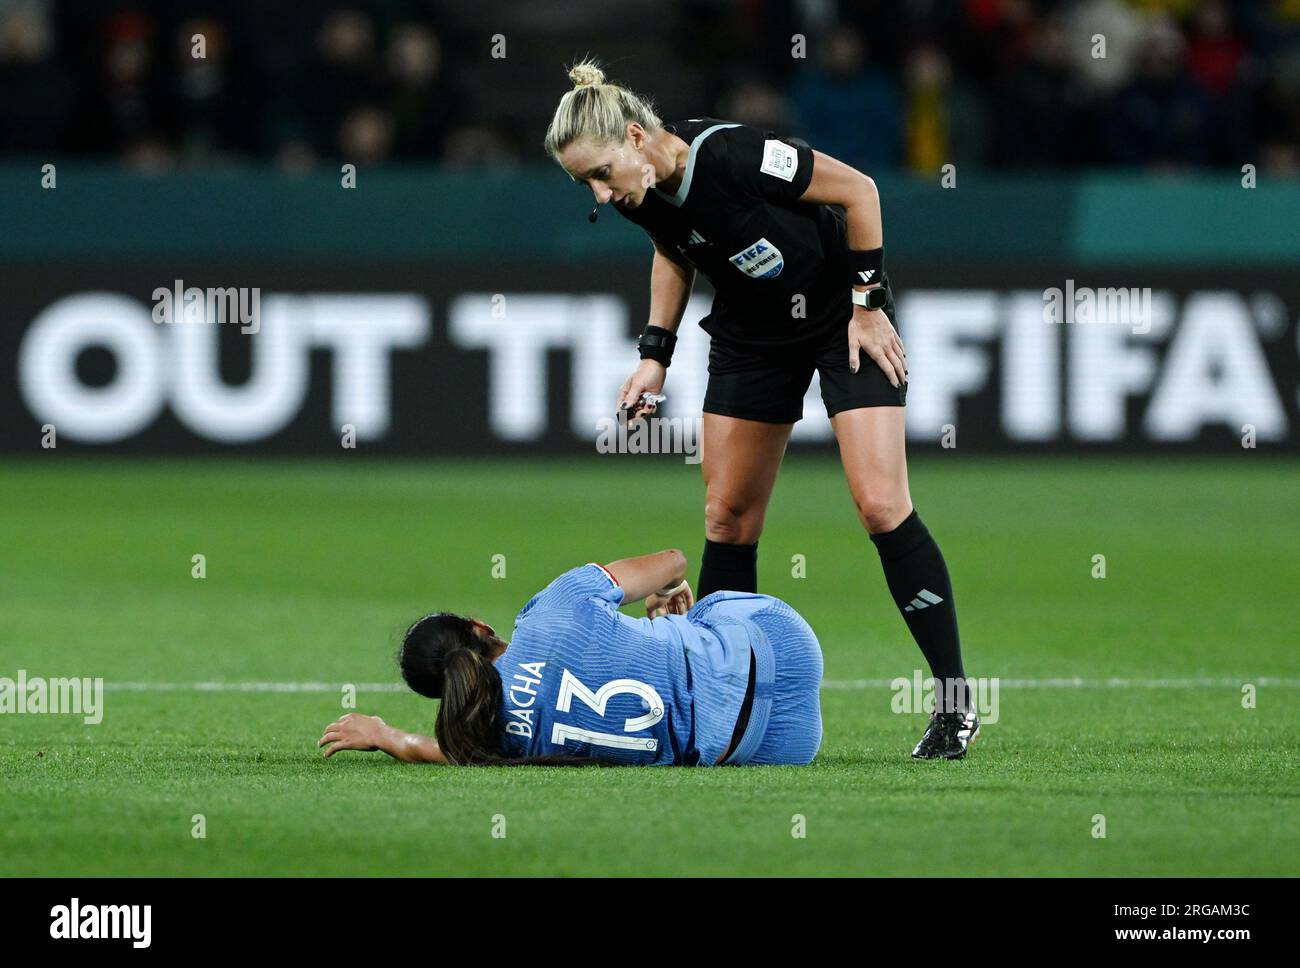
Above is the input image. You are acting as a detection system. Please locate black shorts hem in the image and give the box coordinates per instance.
[701,399,803,425]
[823,391,907,419]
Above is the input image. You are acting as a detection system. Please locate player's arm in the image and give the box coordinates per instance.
[318,713,448,764]
[603,549,687,604]
[616,241,694,419]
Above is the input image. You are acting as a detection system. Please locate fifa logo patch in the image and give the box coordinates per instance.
[729,237,784,279]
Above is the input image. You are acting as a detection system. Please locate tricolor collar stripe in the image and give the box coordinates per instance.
[653,123,740,208]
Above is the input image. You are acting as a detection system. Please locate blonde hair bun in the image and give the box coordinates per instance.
[568,60,606,89]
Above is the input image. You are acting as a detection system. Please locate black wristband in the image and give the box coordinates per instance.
[848,246,884,287]
[638,325,677,366]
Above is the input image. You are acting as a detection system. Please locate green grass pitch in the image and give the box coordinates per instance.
[1,455,1297,876]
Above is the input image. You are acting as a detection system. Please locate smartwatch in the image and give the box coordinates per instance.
[851,287,888,311]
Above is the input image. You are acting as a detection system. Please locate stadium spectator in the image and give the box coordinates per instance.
[1186,0,1246,95]
[306,9,382,156]
[1105,15,1215,169]
[337,104,394,166]
[0,1,70,153]
[789,24,903,171]
[86,10,166,157]
[1063,0,1143,95]
[716,76,794,131]
[995,14,1087,167]
[384,22,459,159]
[441,121,520,168]
[1256,42,1300,174]
[166,17,254,162]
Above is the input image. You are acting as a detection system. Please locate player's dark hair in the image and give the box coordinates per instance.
[399,613,608,768]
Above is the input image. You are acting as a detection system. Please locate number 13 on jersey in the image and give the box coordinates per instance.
[550,668,664,752]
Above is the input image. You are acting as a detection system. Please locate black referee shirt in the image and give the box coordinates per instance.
[614,117,853,346]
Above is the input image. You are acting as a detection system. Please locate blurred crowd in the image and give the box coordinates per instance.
[0,1,493,171]
[1,0,1297,175]
[700,0,1300,176]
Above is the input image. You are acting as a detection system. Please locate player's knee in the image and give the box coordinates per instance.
[853,490,908,534]
[705,493,762,544]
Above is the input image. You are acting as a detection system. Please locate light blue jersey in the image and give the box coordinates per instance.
[495,564,823,766]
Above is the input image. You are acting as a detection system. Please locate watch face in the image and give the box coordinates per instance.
[853,287,888,310]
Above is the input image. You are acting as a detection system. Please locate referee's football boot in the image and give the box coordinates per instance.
[912,707,980,760]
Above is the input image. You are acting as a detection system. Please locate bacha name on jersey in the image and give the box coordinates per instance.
[504,660,547,738]
[729,237,785,279]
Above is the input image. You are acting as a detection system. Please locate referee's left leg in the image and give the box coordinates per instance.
[832,406,970,715]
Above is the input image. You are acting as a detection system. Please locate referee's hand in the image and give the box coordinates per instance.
[848,307,907,388]
[617,359,667,421]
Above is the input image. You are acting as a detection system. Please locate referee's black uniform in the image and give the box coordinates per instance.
[615,117,905,424]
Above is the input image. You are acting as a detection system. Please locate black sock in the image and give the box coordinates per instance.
[870,510,968,713]
[697,539,758,597]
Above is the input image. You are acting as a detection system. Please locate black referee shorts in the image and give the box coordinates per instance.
[702,293,906,426]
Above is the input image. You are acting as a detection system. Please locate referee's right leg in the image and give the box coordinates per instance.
[697,413,791,597]
[697,338,814,597]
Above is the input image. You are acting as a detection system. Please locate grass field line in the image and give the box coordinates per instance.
[98,676,1300,693]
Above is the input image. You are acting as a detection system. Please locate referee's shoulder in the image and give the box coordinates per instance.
[692,120,760,176]
[701,119,803,168]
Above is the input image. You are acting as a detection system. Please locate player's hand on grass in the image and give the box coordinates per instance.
[646,579,693,618]
[848,306,906,388]
[617,360,667,421]
[318,712,387,757]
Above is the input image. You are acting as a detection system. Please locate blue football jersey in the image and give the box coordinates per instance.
[495,564,756,765]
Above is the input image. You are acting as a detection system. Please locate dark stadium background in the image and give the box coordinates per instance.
[1,1,1297,883]
[2,0,1298,454]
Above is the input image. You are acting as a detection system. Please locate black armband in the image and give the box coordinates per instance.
[848,246,884,287]
[638,325,678,366]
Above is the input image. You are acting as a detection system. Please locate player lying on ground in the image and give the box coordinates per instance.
[317,550,822,766]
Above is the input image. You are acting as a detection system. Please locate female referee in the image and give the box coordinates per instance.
[543,60,977,759]
[317,551,822,767]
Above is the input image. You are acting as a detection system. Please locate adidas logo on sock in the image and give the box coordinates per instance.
[904,589,944,612]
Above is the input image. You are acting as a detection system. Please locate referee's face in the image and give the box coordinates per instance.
[559,136,652,211]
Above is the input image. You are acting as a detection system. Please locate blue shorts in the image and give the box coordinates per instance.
[689,592,824,766]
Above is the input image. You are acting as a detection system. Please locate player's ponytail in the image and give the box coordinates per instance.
[543,56,663,161]
[399,612,609,767]
[436,646,506,764]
